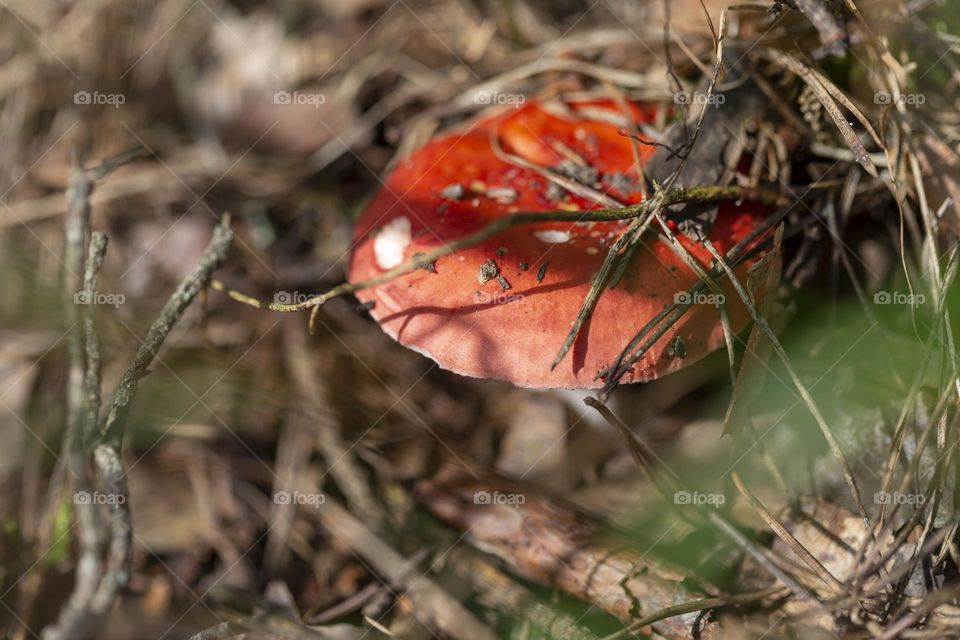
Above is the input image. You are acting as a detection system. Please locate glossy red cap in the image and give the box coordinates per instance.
[348,98,767,388]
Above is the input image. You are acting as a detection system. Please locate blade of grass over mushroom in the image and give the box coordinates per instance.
[602,207,790,393]
[651,210,725,296]
[723,226,783,437]
[717,300,738,387]
[550,214,656,370]
[487,127,624,208]
[213,185,771,313]
[600,211,816,391]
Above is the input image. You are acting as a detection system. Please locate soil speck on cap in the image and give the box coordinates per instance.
[536,262,549,283]
[496,246,507,258]
[497,275,511,291]
[605,172,640,195]
[440,183,465,200]
[477,258,499,284]
[412,252,436,272]
[667,335,686,359]
[554,160,599,187]
[518,261,529,271]
[487,187,518,204]
[545,182,565,201]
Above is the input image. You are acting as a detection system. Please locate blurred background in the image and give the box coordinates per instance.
[1,1,959,638]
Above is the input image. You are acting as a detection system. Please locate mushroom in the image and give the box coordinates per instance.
[348,98,770,389]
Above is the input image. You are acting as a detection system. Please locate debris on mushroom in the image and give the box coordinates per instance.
[440,183,465,200]
[667,335,687,360]
[412,252,436,273]
[536,262,549,283]
[553,159,599,187]
[476,258,499,285]
[486,187,518,204]
[348,97,772,388]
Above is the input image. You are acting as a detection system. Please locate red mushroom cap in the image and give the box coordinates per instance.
[348,98,768,389]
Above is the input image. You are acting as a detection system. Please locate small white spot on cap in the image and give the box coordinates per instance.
[533,229,572,244]
[374,216,411,269]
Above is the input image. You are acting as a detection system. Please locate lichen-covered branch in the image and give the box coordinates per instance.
[212,184,784,314]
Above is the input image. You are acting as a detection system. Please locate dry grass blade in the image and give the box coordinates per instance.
[602,206,790,393]
[732,473,844,595]
[793,0,847,55]
[722,225,784,437]
[761,49,881,177]
[551,214,659,370]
